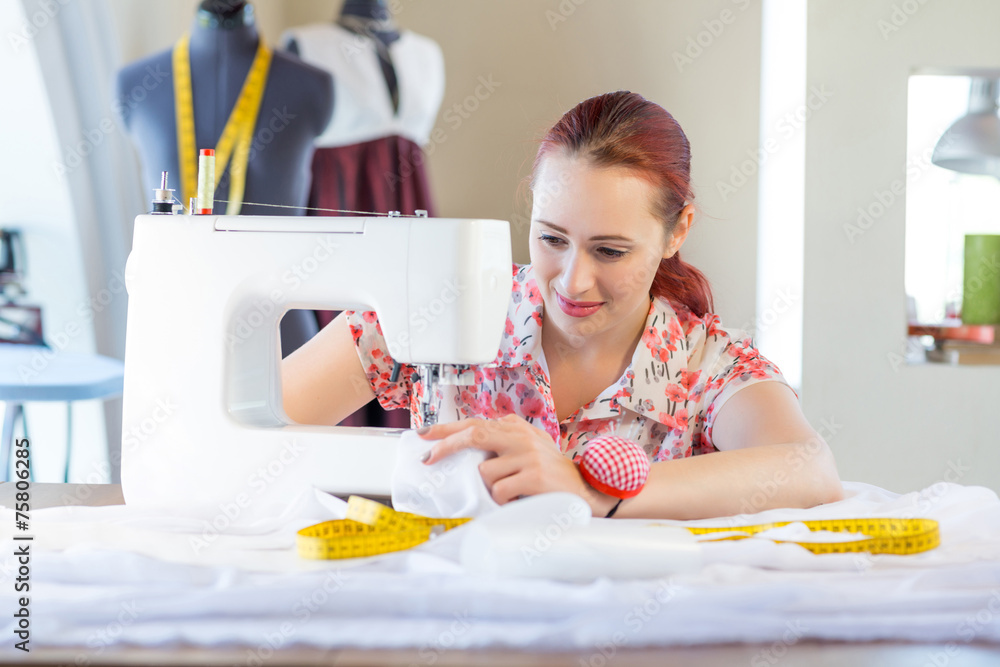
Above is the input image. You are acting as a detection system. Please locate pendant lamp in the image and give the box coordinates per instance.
[932,78,1000,177]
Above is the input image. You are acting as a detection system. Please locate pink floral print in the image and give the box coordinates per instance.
[346,264,790,464]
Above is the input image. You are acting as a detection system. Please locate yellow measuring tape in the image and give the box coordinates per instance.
[298,496,470,560]
[687,517,940,556]
[297,497,940,560]
[173,33,272,215]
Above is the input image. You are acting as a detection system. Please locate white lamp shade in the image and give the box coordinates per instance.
[932,77,1000,178]
[932,111,1000,177]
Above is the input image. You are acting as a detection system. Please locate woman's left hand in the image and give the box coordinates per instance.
[418,414,594,506]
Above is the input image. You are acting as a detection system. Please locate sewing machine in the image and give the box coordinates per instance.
[120,210,511,523]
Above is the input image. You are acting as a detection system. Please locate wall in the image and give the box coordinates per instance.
[108,0,765,330]
[804,0,1000,492]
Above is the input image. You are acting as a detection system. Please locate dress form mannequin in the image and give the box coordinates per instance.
[115,0,334,216]
[115,1,335,357]
[289,0,401,113]
[282,4,445,427]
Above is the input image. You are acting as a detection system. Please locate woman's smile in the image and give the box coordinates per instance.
[555,292,605,318]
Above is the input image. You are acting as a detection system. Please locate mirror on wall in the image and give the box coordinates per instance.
[904,71,1000,365]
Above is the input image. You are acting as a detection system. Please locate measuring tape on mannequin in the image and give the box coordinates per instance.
[173,32,272,215]
[297,496,940,560]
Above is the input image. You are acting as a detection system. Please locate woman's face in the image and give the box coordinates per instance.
[529,152,688,348]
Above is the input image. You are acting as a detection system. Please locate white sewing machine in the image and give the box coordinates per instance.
[120,210,511,523]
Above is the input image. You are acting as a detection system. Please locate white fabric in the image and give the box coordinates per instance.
[280,24,445,148]
[3,481,1000,651]
[456,495,703,581]
[391,430,499,517]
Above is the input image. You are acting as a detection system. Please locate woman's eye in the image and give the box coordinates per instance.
[598,247,627,259]
[538,234,563,246]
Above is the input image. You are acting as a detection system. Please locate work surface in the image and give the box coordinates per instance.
[1,482,999,666]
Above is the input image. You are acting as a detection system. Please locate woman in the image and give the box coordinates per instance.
[282,91,844,519]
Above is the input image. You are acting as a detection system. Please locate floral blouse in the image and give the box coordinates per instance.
[346,264,791,463]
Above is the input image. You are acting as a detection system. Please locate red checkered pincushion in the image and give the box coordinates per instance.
[577,435,650,499]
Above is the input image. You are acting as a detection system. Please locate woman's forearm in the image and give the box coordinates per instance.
[587,440,844,521]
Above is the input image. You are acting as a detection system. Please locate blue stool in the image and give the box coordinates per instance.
[0,343,124,482]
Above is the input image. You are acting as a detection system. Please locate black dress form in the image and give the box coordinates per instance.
[115,1,335,358]
[115,1,334,215]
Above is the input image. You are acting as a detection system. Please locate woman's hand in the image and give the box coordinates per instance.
[418,414,616,514]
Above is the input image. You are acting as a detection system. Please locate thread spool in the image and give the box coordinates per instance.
[197,148,216,215]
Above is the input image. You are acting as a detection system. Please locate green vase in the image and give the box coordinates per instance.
[962,234,1000,324]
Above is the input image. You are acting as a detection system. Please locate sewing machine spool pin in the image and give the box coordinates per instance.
[150,171,175,215]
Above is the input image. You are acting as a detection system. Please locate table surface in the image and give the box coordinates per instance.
[1,482,998,667]
[0,344,124,401]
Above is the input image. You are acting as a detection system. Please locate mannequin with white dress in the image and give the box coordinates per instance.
[282,0,444,225]
[282,0,445,427]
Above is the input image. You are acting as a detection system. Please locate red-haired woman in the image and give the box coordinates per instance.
[283,91,844,519]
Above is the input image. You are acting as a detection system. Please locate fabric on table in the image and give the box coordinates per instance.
[391,430,499,518]
[2,481,1000,651]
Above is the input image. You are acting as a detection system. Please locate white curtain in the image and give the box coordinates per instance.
[19,0,145,481]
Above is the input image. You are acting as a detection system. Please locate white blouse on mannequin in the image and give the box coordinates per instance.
[281,24,445,148]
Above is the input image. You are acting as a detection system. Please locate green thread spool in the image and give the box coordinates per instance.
[962,234,1000,324]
